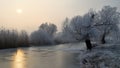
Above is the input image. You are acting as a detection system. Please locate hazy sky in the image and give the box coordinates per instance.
[0,0,120,34]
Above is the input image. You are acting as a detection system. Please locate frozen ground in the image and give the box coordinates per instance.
[78,44,120,68]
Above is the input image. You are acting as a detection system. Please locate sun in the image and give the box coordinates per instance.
[16,9,22,14]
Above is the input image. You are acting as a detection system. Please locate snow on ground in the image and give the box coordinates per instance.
[78,44,120,68]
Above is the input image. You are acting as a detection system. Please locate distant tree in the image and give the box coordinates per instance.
[30,23,57,45]
[62,18,70,33]
[0,28,29,49]
[18,30,29,46]
[39,23,57,37]
[54,18,77,43]
[30,29,54,45]
[11,29,19,47]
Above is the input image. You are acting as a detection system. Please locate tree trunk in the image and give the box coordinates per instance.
[85,38,92,50]
[101,34,106,44]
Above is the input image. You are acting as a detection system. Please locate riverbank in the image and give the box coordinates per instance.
[78,44,120,68]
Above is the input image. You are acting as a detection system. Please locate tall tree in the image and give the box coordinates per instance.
[95,6,120,44]
[68,10,97,50]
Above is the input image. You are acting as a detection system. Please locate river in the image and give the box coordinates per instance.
[0,43,85,68]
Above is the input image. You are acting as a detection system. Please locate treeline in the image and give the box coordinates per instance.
[0,6,120,50]
[30,6,120,50]
[29,22,77,45]
[0,28,29,49]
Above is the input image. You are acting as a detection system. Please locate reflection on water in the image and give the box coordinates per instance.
[12,49,26,68]
[0,44,81,68]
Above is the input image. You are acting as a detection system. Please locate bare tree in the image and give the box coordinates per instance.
[0,27,29,49]
[18,30,29,46]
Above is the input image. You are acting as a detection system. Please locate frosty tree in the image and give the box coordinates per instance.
[54,18,77,43]
[30,23,57,45]
[67,10,97,50]
[39,23,57,37]
[95,6,120,44]
[64,6,120,50]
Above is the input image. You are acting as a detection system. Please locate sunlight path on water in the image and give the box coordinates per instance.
[12,49,26,68]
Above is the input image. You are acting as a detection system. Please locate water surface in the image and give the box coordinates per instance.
[0,43,85,68]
